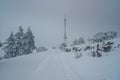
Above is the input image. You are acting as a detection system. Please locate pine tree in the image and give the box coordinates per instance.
[3,32,16,58]
[3,26,36,58]
[15,26,24,55]
[23,27,35,54]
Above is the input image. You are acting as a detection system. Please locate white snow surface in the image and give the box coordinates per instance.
[0,39,120,80]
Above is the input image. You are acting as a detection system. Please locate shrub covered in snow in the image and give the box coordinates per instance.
[59,43,67,50]
[36,47,47,52]
[72,37,85,46]
[63,39,118,58]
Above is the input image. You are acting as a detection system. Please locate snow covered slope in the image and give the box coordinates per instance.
[0,39,120,80]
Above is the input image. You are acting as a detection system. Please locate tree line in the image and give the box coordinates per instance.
[3,26,36,59]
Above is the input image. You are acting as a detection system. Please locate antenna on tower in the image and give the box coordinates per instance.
[64,14,67,47]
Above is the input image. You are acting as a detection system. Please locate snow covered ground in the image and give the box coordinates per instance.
[0,39,120,80]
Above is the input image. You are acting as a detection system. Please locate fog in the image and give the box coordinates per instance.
[0,0,120,48]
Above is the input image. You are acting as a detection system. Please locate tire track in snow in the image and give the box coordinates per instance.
[35,53,54,73]
[29,52,55,80]
[30,51,82,80]
[59,53,82,80]
[34,50,59,72]
[57,55,70,80]
[31,53,71,80]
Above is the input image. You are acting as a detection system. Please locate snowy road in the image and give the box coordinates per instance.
[30,52,81,80]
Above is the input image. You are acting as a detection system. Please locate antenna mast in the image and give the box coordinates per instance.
[64,15,67,46]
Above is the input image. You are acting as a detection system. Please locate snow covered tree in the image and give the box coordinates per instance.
[88,31,117,43]
[72,39,78,46]
[59,43,66,50]
[37,46,47,52]
[23,27,35,54]
[106,31,117,40]
[94,32,105,42]
[3,32,16,58]
[78,37,85,44]
[15,26,24,55]
[3,26,36,58]
[72,37,85,46]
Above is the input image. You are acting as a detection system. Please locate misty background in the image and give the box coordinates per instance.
[0,0,120,48]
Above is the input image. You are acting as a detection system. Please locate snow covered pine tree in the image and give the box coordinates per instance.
[23,27,36,54]
[15,26,24,56]
[3,26,36,58]
[3,32,16,58]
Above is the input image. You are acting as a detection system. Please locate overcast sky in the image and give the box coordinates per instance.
[0,0,120,48]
